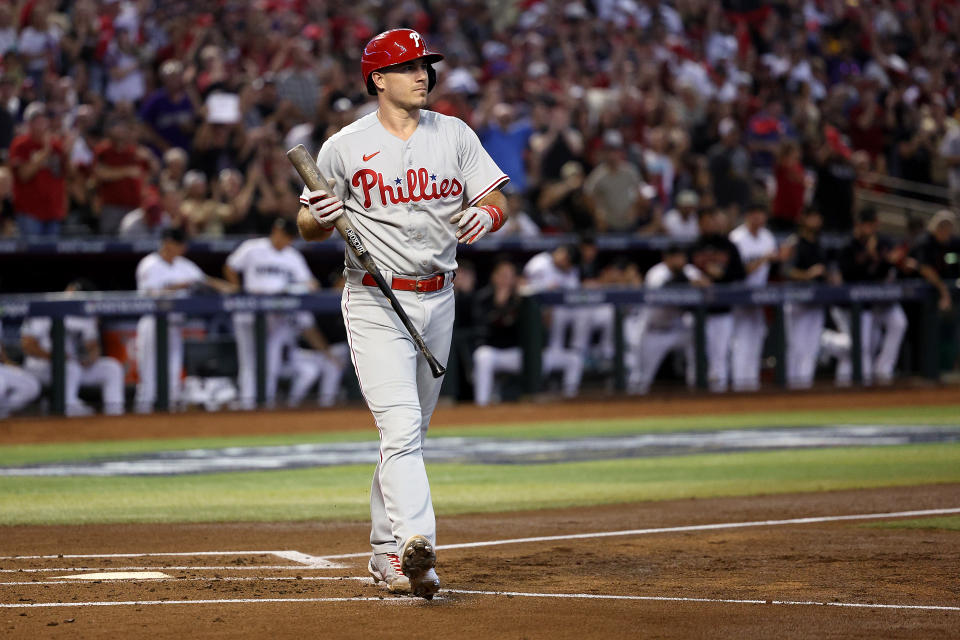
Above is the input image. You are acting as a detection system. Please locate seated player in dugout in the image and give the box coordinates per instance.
[294,29,510,599]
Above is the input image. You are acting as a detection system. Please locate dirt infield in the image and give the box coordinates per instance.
[1,485,958,639]
[2,385,959,445]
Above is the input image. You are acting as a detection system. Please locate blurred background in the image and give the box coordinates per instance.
[0,0,958,418]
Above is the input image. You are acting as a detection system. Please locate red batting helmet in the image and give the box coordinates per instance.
[361,29,444,96]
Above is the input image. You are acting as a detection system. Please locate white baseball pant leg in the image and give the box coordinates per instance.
[786,303,825,389]
[80,357,125,415]
[343,283,454,554]
[732,307,767,391]
[831,308,874,386]
[870,303,907,384]
[24,359,87,415]
[571,304,615,360]
[0,364,41,416]
[317,343,350,406]
[264,315,297,407]
[472,345,522,406]
[706,313,734,392]
[542,346,584,398]
[135,315,184,413]
[548,305,577,351]
[284,348,323,407]
[631,327,692,395]
[233,313,257,410]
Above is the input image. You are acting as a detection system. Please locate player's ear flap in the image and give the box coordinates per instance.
[427,65,436,92]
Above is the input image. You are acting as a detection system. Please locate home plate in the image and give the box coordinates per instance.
[58,572,171,580]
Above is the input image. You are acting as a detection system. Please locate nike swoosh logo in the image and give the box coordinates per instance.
[363,151,380,162]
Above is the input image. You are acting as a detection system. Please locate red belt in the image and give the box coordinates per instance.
[361,272,447,293]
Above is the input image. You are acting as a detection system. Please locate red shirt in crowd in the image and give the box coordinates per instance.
[8,133,68,221]
[94,141,148,209]
[772,159,806,223]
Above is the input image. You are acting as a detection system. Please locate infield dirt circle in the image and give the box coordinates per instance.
[1,388,959,638]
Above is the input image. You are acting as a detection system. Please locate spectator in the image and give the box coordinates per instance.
[583,130,654,233]
[662,190,701,242]
[93,118,155,234]
[159,147,188,190]
[139,60,198,153]
[537,160,592,232]
[813,126,857,232]
[180,170,228,237]
[17,0,62,89]
[746,99,792,175]
[20,279,126,416]
[9,102,71,236]
[475,100,533,195]
[119,182,184,238]
[104,26,145,106]
[707,117,751,217]
[770,139,806,232]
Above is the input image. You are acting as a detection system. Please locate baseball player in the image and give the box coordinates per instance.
[280,311,350,408]
[472,259,584,405]
[20,280,125,416]
[224,218,318,409]
[295,29,509,599]
[729,203,780,391]
[689,209,746,392]
[836,208,907,385]
[783,207,828,389]
[0,319,41,418]
[626,245,706,394]
[134,228,235,413]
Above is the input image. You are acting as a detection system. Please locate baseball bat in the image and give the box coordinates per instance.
[286,144,446,379]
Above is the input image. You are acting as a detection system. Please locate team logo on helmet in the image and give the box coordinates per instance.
[361,28,444,96]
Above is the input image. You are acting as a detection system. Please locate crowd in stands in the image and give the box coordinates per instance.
[0,0,958,240]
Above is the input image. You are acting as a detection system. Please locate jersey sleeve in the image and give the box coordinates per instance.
[20,317,49,340]
[299,141,348,204]
[458,121,509,207]
[77,317,98,343]
[290,251,314,284]
[135,256,153,293]
[183,259,205,284]
[226,240,252,272]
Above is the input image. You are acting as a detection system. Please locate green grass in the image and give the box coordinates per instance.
[1,404,958,467]
[864,515,960,531]
[1,443,958,526]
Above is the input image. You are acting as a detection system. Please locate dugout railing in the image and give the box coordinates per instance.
[0,280,955,416]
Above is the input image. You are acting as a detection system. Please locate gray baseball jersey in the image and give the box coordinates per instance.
[300,110,509,276]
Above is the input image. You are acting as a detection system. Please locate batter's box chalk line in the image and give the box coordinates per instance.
[2,507,960,612]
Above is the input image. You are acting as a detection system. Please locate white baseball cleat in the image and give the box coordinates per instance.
[368,553,411,594]
[400,535,440,600]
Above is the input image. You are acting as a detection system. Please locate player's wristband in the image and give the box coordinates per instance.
[479,205,505,232]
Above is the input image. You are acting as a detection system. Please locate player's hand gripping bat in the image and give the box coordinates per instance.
[287,144,446,379]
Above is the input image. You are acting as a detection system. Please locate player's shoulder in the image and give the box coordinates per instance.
[136,251,161,270]
[323,112,381,149]
[420,110,469,132]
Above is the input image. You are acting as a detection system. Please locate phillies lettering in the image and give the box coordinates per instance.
[352,169,462,208]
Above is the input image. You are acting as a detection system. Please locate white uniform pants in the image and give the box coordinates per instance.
[830,306,907,386]
[472,345,584,406]
[627,325,694,395]
[706,313,734,392]
[0,364,41,416]
[732,307,767,391]
[571,305,615,360]
[786,304,825,389]
[342,281,453,555]
[135,315,183,413]
[547,305,577,351]
[283,343,350,407]
[26,358,124,415]
[233,313,299,409]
